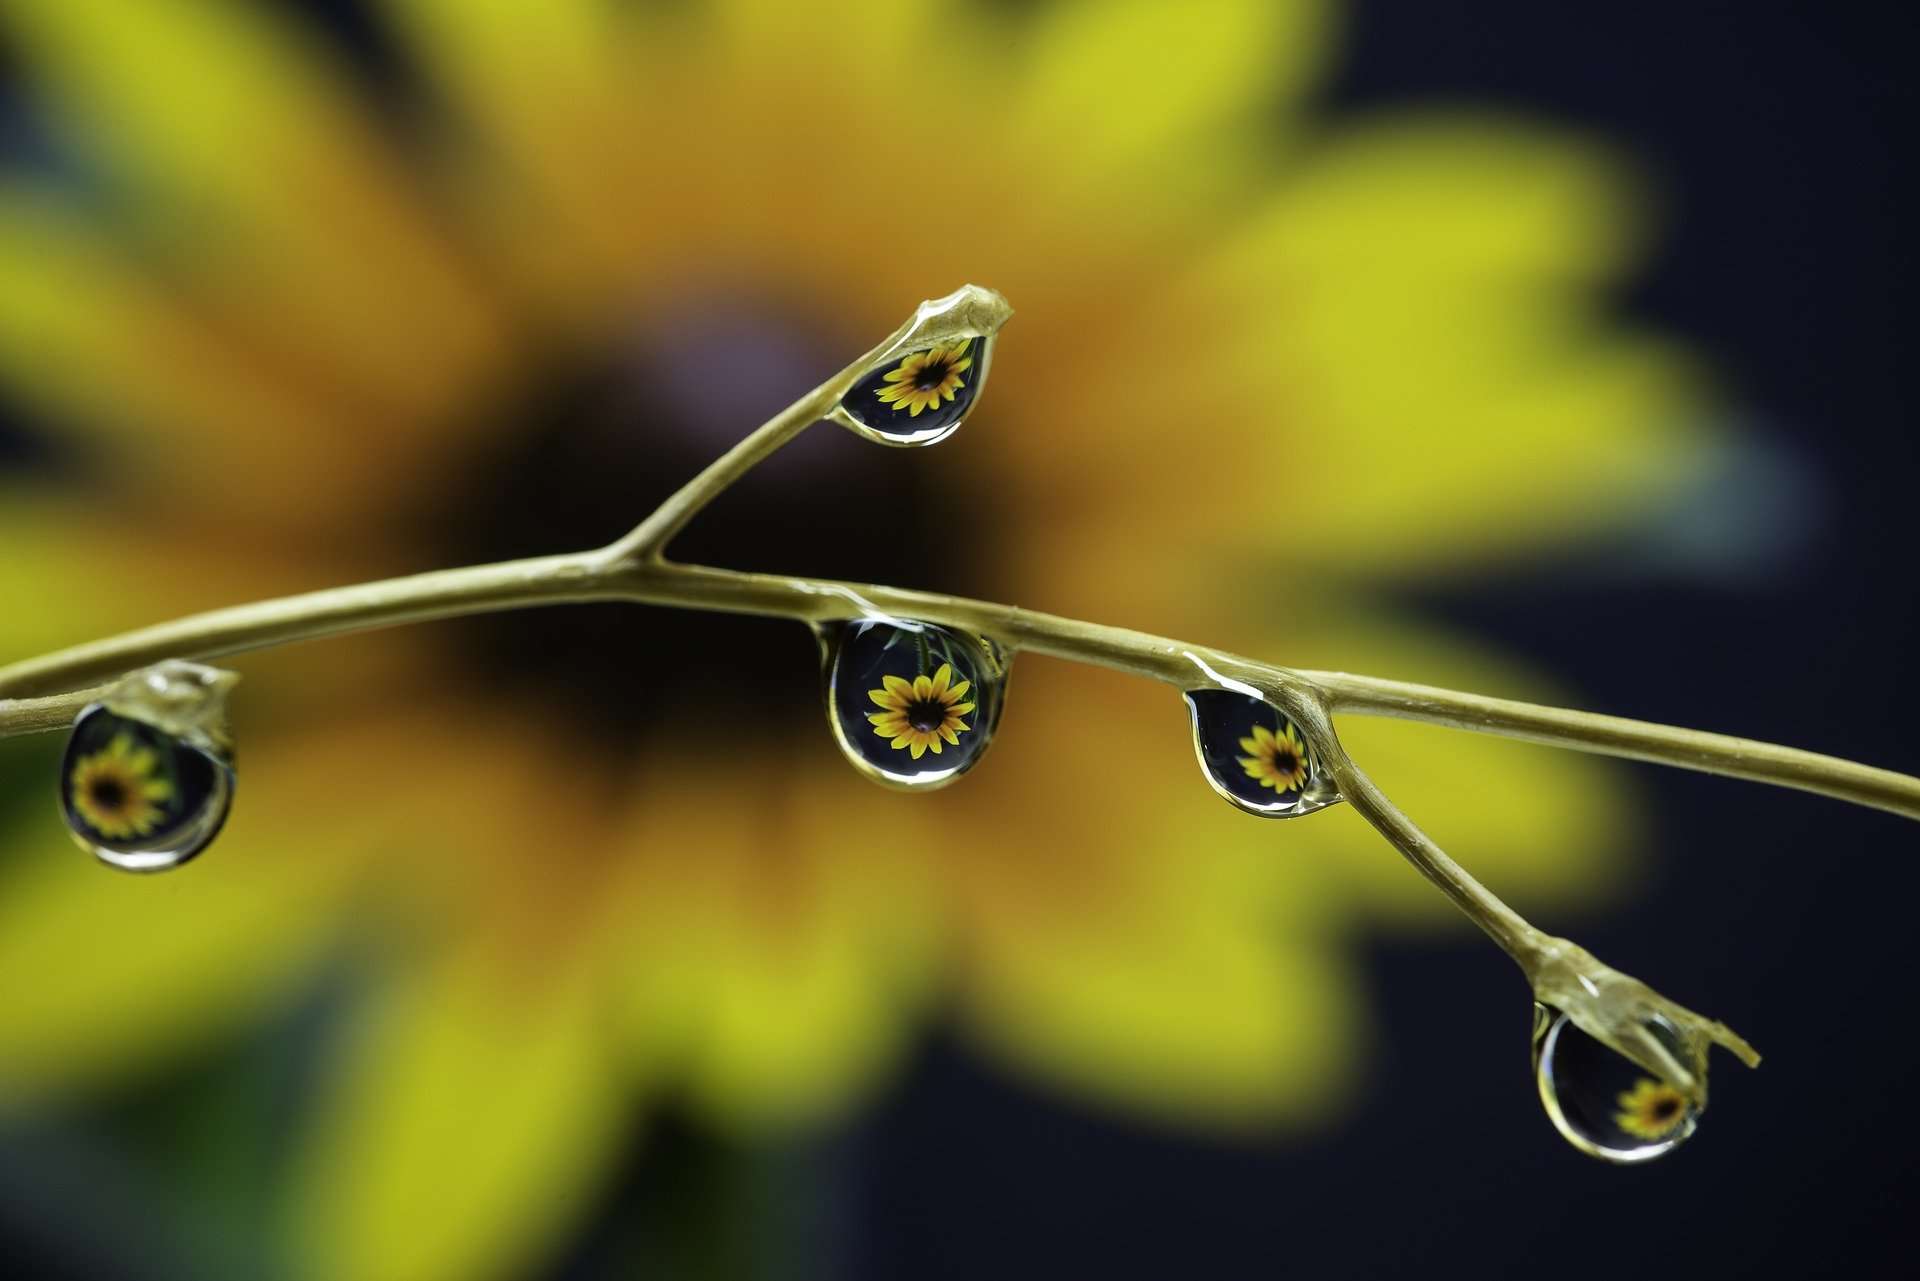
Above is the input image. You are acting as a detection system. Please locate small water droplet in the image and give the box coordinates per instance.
[1532,1003,1699,1163]
[823,618,1008,789]
[1184,689,1340,818]
[830,335,994,446]
[58,661,237,872]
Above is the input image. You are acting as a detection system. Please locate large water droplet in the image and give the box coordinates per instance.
[823,618,1007,789]
[1184,689,1340,818]
[58,661,237,872]
[1532,1003,1699,1163]
[61,706,233,871]
[830,335,993,446]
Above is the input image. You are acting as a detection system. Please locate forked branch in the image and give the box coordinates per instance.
[6,284,1908,1104]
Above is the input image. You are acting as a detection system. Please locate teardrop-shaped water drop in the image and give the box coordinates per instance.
[58,660,237,872]
[831,335,993,446]
[823,618,1008,789]
[1184,689,1340,818]
[1531,1003,1699,1163]
[60,705,234,871]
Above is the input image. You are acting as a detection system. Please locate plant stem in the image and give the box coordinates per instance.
[1,283,1887,1088]
[8,557,1916,828]
[0,687,106,736]
[1304,670,1920,823]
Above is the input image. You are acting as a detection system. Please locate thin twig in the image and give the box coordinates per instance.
[5,284,1872,1097]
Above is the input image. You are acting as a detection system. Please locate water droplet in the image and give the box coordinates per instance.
[1532,1003,1699,1163]
[830,335,994,446]
[1184,689,1340,818]
[823,618,1007,789]
[58,661,237,872]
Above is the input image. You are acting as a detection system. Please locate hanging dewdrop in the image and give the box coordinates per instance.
[827,285,1006,446]
[20,280,1919,1166]
[58,660,238,872]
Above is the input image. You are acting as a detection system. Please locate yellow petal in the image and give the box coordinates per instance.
[947,679,972,701]
[930,663,953,697]
[0,492,405,677]
[912,674,934,699]
[918,656,1360,1125]
[0,752,353,1103]
[1199,118,1714,573]
[383,0,641,292]
[909,740,927,759]
[1015,1,1330,184]
[612,770,940,1131]
[0,189,445,533]
[4,0,503,416]
[966,909,1358,1129]
[290,953,625,1281]
[869,688,901,709]
[882,675,914,698]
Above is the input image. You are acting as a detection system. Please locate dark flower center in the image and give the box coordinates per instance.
[907,700,948,732]
[89,777,127,811]
[1273,750,1299,776]
[1652,1095,1681,1121]
[914,361,952,391]
[416,298,990,763]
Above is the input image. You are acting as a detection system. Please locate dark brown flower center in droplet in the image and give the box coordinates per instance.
[1652,1096,1681,1121]
[89,777,127,810]
[914,360,953,391]
[907,700,947,732]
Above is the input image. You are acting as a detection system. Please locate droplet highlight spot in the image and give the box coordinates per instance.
[833,336,993,446]
[1531,1003,1700,1163]
[824,618,1007,789]
[1184,689,1340,818]
[60,705,234,872]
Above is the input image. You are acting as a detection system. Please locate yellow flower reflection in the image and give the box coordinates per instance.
[68,732,173,840]
[1238,721,1311,793]
[875,339,973,417]
[0,2,1709,1280]
[868,663,975,758]
[1615,1077,1690,1141]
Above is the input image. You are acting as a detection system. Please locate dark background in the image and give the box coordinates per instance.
[3,2,1914,1278]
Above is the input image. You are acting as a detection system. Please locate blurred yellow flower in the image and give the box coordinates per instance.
[0,2,1711,1280]
[67,732,173,840]
[1615,1077,1690,1140]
